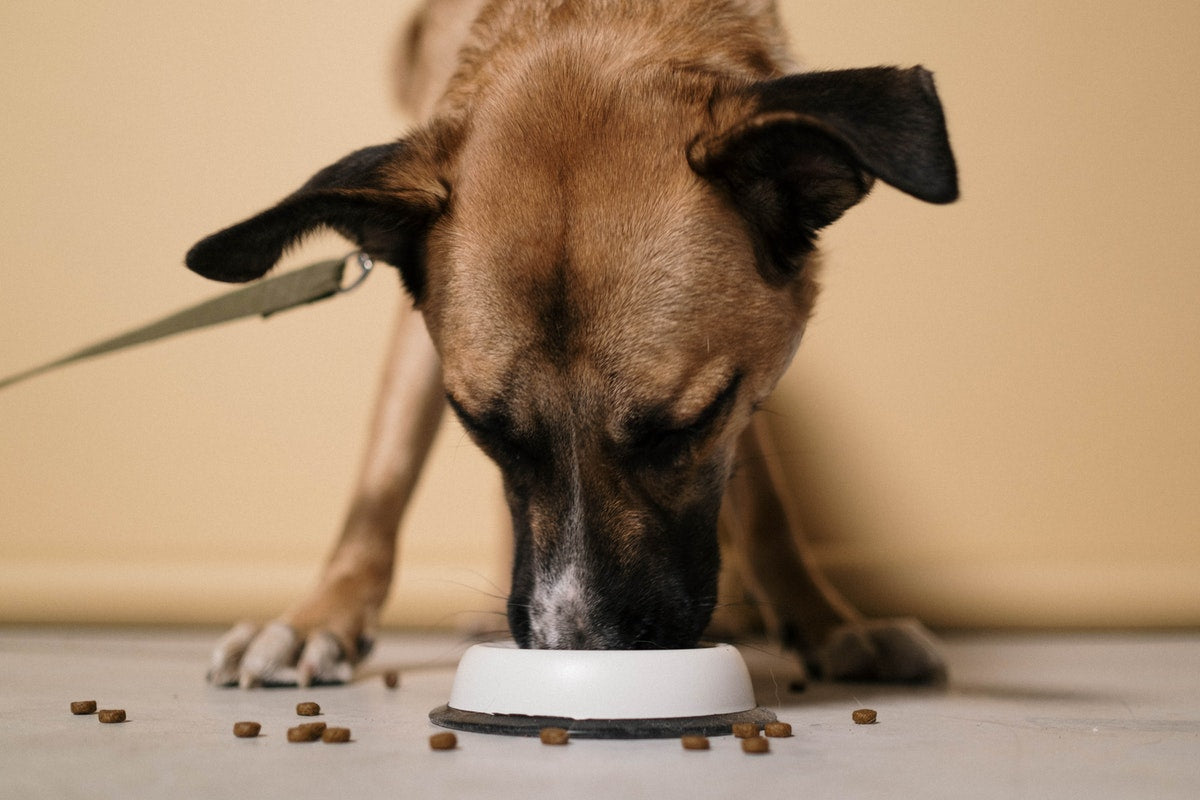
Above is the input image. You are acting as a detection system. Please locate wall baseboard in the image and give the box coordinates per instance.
[1,555,1194,628]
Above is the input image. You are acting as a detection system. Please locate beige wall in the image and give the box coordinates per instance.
[2,1,1197,629]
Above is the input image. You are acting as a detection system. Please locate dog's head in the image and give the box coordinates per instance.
[188,66,956,650]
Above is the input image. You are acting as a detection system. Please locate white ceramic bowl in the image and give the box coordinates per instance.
[446,640,757,720]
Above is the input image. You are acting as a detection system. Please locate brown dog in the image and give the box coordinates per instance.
[189,0,957,688]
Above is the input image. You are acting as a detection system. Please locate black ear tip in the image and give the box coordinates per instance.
[921,168,959,204]
[906,165,958,205]
[906,66,960,205]
[184,237,216,278]
[185,228,277,283]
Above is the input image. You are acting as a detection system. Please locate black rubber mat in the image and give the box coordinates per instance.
[429,704,777,739]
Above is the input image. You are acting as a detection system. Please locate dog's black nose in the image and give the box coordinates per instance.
[508,585,709,651]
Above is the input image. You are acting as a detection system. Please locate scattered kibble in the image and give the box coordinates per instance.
[287,723,326,743]
[70,700,97,715]
[539,727,569,745]
[852,708,878,725]
[731,722,759,738]
[764,721,793,738]
[429,732,457,750]
[287,727,314,743]
[383,671,400,689]
[681,735,710,750]
[296,702,321,716]
[97,709,126,724]
[741,736,770,754]
[232,721,261,738]
[322,727,351,743]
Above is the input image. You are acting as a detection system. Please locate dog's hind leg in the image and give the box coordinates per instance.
[208,301,445,687]
[719,415,946,683]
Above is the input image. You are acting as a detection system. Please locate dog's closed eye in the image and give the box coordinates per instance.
[446,393,541,467]
[627,373,742,463]
[446,393,508,442]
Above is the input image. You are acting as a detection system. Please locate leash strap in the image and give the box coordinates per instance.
[0,253,373,392]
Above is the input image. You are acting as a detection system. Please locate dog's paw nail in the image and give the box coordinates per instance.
[208,621,262,686]
[266,666,301,687]
[297,663,314,689]
[234,622,303,687]
[297,632,352,686]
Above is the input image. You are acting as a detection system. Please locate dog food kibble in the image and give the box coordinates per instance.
[731,722,759,738]
[429,732,458,750]
[70,700,97,715]
[321,727,351,743]
[539,727,569,745]
[232,722,262,738]
[296,702,321,716]
[741,736,770,754]
[852,708,878,725]
[287,722,326,743]
[97,709,126,723]
[384,670,400,689]
[681,735,710,750]
[287,727,314,743]
[764,721,793,738]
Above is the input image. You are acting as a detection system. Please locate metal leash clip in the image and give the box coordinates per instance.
[340,251,374,293]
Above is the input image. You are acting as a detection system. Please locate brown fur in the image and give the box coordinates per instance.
[193,0,955,685]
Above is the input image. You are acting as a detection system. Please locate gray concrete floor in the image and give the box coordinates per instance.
[1,627,1196,799]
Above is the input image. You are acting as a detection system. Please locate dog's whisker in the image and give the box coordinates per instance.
[712,597,790,613]
[415,607,512,633]
[455,567,510,598]
[716,636,787,658]
[461,628,514,644]
[413,576,510,603]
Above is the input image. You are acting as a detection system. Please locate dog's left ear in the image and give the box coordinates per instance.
[186,132,453,301]
[690,66,958,278]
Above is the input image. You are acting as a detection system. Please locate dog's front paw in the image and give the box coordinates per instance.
[207,620,361,688]
[811,618,947,684]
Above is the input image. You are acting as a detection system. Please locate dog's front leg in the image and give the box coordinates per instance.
[720,416,946,683]
[208,301,444,687]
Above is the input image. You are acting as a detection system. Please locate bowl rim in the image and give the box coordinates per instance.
[445,640,759,720]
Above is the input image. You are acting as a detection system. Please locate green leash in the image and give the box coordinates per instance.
[0,252,374,392]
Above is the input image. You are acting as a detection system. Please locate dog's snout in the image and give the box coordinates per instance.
[524,563,616,649]
[508,554,715,651]
[494,382,727,653]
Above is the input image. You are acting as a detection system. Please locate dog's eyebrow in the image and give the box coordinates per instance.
[627,371,743,444]
[679,371,743,431]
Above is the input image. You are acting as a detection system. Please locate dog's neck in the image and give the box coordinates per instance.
[436,0,796,118]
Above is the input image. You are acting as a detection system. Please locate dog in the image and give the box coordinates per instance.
[188,0,958,688]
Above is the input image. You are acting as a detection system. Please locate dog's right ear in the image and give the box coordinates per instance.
[690,66,958,281]
[186,136,450,301]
